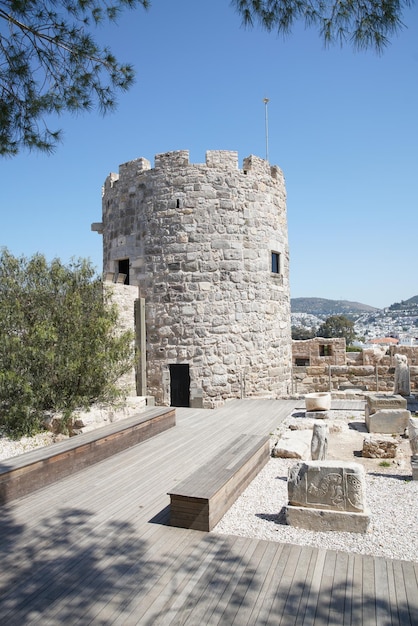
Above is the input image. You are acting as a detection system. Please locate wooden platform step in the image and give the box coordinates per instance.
[0,406,175,505]
[168,433,270,531]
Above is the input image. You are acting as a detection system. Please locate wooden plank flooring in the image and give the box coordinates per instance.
[0,398,417,625]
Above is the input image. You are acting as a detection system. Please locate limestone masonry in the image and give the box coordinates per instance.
[94,150,292,408]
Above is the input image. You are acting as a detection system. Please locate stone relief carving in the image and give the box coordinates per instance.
[288,461,366,513]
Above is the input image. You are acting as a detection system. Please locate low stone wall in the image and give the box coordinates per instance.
[292,364,418,395]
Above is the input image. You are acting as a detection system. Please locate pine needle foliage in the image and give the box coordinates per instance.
[0,0,149,155]
[232,0,413,52]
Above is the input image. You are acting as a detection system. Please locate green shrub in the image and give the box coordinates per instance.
[0,250,134,438]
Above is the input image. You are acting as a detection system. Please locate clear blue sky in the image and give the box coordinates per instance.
[1,1,417,309]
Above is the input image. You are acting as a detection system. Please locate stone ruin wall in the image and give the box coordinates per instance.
[292,341,418,395]
[100,150,292,407]
[292,338,347,367]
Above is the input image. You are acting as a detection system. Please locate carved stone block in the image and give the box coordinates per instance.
[288,461,367,512]
[286,461,370,533]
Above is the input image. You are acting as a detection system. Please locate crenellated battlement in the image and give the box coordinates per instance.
[104,150,283,187]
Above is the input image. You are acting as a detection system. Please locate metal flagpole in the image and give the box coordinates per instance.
[263,97,270,162]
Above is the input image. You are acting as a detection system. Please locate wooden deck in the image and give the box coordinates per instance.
[0,406,175,504]
[0,398,417,625]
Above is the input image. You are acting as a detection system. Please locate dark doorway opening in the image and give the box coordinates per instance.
[169,364,190,407]
[118,259,130,285]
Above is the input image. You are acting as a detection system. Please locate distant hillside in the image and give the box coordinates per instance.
[291,297,380,318]
[389,295,418,311]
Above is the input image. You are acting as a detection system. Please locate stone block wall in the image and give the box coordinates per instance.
[98,150,292,408]
[104,282,139,396]
[390,345,418,366]
[292,341,418,395]
[292,363,418,395]
[292,338,347,367]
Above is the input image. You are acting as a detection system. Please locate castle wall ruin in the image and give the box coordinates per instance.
[292,341,418,395]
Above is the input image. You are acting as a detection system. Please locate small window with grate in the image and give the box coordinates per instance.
[295,358,310,366]
[271,252,281,274]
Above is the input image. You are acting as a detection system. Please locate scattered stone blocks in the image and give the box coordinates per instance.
[286,461,370,533]
[365,394,410,434]
[362,435,399,458]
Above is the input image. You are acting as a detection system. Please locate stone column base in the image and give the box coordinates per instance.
[286,505,370,533]
[306,410,330,420]
[411,457,418,480]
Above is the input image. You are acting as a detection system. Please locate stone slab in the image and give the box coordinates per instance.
[306,410,330,420]
[285,505,370,533]
[412,458,418,481]
[365,394,407,417]
[271,431,311,459]
[365,408,410,434]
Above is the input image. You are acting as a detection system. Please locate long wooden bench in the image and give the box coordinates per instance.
[168,433,270,532]
[0,406,175,505]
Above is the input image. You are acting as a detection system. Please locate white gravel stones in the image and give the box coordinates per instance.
[214,456,418,562]
[0,432,58,460]
[214,410,418,563]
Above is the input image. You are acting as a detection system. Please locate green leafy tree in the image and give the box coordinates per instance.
[0,0,149,155]
[0,249,134,437]
[232,0,413,52]
[316,314,356,345]
[291,325,316,340]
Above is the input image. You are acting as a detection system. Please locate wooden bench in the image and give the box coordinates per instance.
[168,434,270,532]
[0,406,175,505]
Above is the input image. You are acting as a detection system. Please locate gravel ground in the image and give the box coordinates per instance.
[0,431,61,460]
[214,411,418,563]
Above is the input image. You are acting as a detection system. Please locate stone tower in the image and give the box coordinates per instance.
[94,150,292,408]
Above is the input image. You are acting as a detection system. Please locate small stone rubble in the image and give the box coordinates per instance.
[0,432,61,460]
